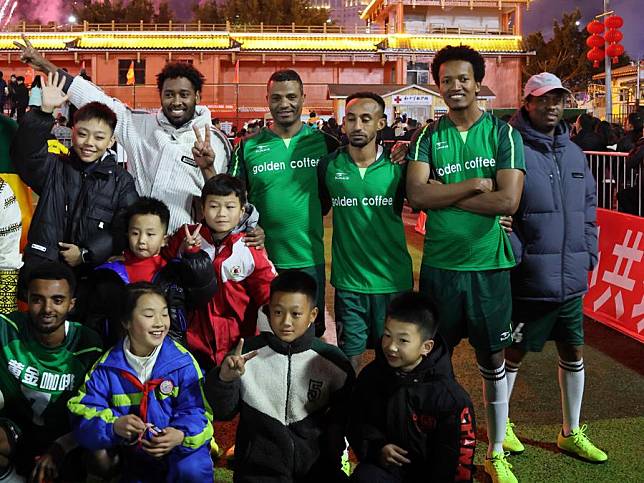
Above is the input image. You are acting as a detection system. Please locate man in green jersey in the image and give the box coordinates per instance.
[318,92,412,369]
[406,45,525,483]
[0,262,102,481]
[228,70,340,336]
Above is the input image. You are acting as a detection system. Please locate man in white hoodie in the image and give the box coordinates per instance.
[14,36,232,233]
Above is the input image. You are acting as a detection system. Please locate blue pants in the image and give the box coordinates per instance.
[123,445,213,482]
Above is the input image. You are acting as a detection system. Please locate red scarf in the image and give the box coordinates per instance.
[124,251,167,283]
[119,370,164,425]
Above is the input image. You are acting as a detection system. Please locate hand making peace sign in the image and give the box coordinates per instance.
[192,125,216,170]
[181,223,202,254]
[219,338,258,382]
[13,34,56,74]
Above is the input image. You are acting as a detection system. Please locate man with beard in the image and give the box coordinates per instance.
[228,70,340,336]
[0,262,102,482]
[13,36,234,233]
[317,92,412,369]
[406,45,525,483]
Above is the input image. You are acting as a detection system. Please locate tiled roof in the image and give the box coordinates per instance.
[70,33,234,50]
[0,33,72,50]
[383,35,523,53]
[233,34,383,52]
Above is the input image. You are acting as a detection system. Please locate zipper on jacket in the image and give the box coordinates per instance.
[553,153,566,300]
[285,345,292,425]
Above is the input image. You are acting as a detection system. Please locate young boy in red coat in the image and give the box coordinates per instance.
[165,174,276,370]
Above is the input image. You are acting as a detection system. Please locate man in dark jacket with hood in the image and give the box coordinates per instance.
[11,72,138,311]
[503,73,607,463]
[349,292,476,482]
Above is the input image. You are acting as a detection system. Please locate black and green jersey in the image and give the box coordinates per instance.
[229,125,339,269]
[0,312,102,438]
[319,147,412,293]
[409,112,525,271]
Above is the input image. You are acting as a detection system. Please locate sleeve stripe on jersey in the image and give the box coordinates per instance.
[230,146,241,176]
[413,124,431,160]
[0,314,18,332]
[507,124,516,169]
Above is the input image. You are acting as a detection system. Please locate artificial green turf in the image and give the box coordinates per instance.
[214,211,644,482]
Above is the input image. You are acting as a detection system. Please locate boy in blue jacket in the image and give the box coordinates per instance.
[68,282,214,482]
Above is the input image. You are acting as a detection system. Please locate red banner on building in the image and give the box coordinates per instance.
[584,209,644,343]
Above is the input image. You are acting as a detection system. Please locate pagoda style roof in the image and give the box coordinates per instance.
[361,0,533,21]
[0,31,527,55]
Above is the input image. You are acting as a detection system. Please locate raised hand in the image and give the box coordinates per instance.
[13,34,56,73]
[41,72,69,113]
[219,338,258,382]
[192,125,216,171]
[181,223,203,253]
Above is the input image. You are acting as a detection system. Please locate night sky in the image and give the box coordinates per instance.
[523,0,643,58]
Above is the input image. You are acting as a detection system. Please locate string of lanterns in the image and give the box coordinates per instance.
[586,14,624,68]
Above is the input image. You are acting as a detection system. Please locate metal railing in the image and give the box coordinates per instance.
[3,21,387,35]
[586,151,642,216]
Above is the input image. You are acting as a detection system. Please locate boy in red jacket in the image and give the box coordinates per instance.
[165,174,276,370]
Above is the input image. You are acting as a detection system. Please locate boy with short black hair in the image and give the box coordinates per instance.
[205,270,354,482]
[11,72,138,312]
[0,262,103,481]
[165,174,275,370]
[86,196,216,347]
[348,291,476,483]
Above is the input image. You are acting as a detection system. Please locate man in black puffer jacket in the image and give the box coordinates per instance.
[348,292,476,482]
[502,73,607,464]
[11,72,138,313]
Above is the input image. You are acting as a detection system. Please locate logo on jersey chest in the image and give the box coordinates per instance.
[255,145,270,154]
[435,141,449,150]
[334,171,350,181]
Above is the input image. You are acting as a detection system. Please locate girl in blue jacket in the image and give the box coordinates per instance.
[68,282,214,482]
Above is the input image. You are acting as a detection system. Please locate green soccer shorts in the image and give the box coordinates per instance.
[419,265,513,353]
[510,296,584,352]
[334,289,401,357]
[277,264,326,337]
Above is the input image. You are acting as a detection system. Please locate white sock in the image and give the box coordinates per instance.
[480,363,508,457]
[559,358,585,436]
[505,359,521,402]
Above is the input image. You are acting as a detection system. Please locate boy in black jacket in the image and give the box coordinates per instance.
[349,292,476,483]
[86,197,216,347]
[11,72,138,312]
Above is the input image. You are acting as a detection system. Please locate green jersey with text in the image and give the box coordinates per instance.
[229,125,339,268]
[409,112,525,271]
[319,147,412,293]
[0,312,102,438]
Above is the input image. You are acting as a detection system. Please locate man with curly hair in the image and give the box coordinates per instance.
[406,45,525,483]
[14,36,235,233]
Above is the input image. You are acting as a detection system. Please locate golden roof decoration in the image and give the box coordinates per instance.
[384,34,523,53]
[233,33,383,52]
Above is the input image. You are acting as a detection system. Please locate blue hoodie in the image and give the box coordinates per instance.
[509,108,598,302]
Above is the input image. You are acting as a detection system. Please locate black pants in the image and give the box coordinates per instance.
[351,463,402,483]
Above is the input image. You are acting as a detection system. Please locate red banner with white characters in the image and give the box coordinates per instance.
[584,209,644,343]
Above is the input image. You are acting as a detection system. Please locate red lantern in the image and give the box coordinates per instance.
[606,43,625,63]
[604,15,623,29]
[586,19,604,34]
[587,47,605,68]
[604,28,623,43]
[586,34,605,49]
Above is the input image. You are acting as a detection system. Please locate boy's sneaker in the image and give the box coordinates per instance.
[557,425,608,463]
[503,419,525,454]
[484,451,518,483]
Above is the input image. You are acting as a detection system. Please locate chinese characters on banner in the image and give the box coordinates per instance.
[584,209,644,343]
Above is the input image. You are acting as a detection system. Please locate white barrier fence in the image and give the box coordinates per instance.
[585,151,642,216]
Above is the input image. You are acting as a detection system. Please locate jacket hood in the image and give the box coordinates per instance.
[156,105,212,134]
[509,107,571,153]
[232,203,259,234]
[374,335,454,383]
